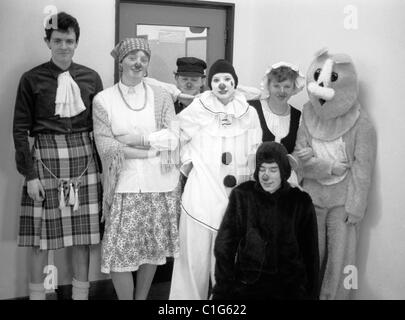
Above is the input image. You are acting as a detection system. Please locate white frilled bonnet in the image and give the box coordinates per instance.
[260,61,305,98]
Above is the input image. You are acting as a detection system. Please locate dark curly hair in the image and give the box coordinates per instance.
[45,12,80,42]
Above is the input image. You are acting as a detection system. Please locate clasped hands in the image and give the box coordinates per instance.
[115,130,149,148]
[296,147,350,176]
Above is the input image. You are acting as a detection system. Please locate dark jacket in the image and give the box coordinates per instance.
[174,100,188,114]
[213,181,319,300]
[13,60,103,180]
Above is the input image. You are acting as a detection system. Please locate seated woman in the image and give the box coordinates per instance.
[92,38,180,300]
[213,142,320,300]
[249,62,312,185]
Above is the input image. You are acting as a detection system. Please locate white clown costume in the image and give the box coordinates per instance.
[169,60,262,299]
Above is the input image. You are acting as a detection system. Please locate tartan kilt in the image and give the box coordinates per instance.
[18,132,102,250]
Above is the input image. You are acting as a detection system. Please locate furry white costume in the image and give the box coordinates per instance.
[294,49,376,299]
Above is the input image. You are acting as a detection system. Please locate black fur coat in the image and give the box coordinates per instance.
[213,181,320,300]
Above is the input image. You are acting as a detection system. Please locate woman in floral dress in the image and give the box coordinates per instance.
[93,38,180,300]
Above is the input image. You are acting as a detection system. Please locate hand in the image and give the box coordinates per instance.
[178,93,196,101]
[332,161,350,176]
[296,147,314,161]
[345,214,361,225]
[27,178,45,202]
[115,133,145,147]
[147,148,160,158]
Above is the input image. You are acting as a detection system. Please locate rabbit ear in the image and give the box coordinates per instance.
[314,47,329,58]
[333,53,353,65]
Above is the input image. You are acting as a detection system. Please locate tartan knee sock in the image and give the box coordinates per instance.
[72,278,90,300]
[29,282,46,300]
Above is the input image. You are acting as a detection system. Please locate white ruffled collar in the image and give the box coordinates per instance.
[197,91,250,119]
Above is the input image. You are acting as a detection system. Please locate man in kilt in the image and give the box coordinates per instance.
[12,12,103,300]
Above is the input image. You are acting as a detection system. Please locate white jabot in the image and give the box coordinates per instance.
[54,71,86,118]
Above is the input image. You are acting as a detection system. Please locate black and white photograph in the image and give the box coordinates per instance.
[0,0,404,310]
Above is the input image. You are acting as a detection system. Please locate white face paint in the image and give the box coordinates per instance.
[211,73,235,105]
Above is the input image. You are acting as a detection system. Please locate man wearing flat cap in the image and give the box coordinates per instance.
[144,57,261,114]
[173,57,207,114]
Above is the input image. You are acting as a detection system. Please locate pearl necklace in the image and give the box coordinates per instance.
[118,81,148,111]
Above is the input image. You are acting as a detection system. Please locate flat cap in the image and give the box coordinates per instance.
[175,57,207,77]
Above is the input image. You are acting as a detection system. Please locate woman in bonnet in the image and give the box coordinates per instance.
[249,62,312,184]
[92,38,180,299]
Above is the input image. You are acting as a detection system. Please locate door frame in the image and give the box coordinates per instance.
[115,0,235,82]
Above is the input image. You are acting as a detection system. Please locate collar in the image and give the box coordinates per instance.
[177,97,192,108]
[198,91,250,119]
[261,99,291,117]
[118,80,144,95]
[47,59,79,79]
[176,100,187,111]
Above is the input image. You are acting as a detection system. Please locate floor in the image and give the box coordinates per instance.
[147,281,171,300]
[55,262,173,300]
[86,279,171,300]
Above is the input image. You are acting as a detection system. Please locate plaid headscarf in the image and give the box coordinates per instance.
[111,37,151,62]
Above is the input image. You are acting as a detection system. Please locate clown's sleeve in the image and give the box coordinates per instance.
[345,113,377,221]
[237,85,262,101]
[143,77,181,102]
[294,119,335,180]
[176,99,206,173]
[147,88,179,151]
[176,98,207,141]
[179,142,193,177]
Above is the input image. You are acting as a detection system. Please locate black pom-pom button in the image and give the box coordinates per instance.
[223,175,237,188]
[221,152,232,165]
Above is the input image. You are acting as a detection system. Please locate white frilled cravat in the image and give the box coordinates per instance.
[54,71,86,118]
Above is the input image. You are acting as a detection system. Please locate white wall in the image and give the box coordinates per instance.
[0,0,115,299]
[224,0,405,299]
[1,0,405,299]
